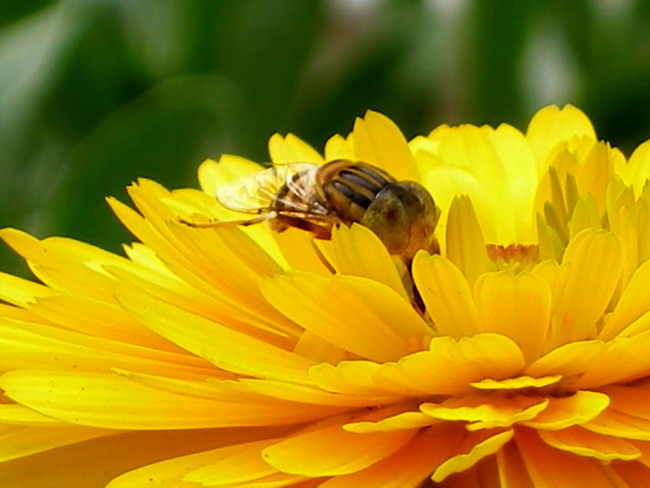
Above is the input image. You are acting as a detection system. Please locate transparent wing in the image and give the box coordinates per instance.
[215,163,319,214]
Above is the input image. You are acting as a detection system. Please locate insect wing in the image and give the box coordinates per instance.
[216,163,317,214]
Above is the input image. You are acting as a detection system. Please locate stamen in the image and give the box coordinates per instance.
[486,243,540,270]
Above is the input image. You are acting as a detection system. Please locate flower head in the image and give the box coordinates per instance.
[2,105,650,486]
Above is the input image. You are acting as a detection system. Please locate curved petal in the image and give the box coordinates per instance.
[0,429,252,488]
[445,195,491,288]
[575,329,650,388]
[197,156,261,195]
[105,428,295,488]
[374,334,525,396]
[600,259,650,340]
[432,429,513,483]
[598,385,650,421]
[330,224,409,301]
[411,253,483,339]
[521,391,610,430]
[344,411,436,433]
[0,425,113,462]
[475,270,551,364]
[621,139,650,195]
[525,340,606,378]
[548,229,623,348]
[261,410,417,477]
[268,133,324,164]
[421,395,548,431]
[116,284,314,382]
[319,424,465,488]
[351,110,419,181]
[471,375,562,391]
[0,371,338,430]
[526,105,596,166]
[539,426,641,462]
[262,273,432,363]
[515,427,628,488]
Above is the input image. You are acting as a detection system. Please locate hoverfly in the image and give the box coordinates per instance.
[184,159,440,259]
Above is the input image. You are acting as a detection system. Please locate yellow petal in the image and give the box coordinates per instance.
[29,294,182,352]
[471,375,562,391]
[344,411,436,433]
[516,427,627,488]
[474,270,550,364]
[548,229,623,348]
[103,428,295,488]
[575,329,650,388]
[319,424,465,488]
[261,273,432,362]
[583,409,650,441]
[182,440,278,486]
[600,259,650,340]
[496,440,535,488]
[0,303,46,325]
[0,229,124,303]
[293,329,346,364]
[197,156,261,195]
[351,110,419,181]
[165,224,284,307]
[526,104,596,166]
[324,133,355,161]
[415,152,487,253]
[374,334,525,396]
[109,258,298,346]
[613,457,650,486]
[568,194,602,239]
[272,228,332,276]
[0,426,112,462]
[0,317,212,379]
[525,339,606,378]
[0,404,64,427]
[309,360,397,400]
[268,133,324,164]
[620,139,650,195]
[241,378,389,408]
[432,429,513,482]
[116,284,314,382]
[261,411,417,477]
[575,142,616,216]
[521,391,610,430]
[488,123,541,242]
[421,395,548,431]
[539,426,640,461]
[445,195,491,288]
[0,371,335,430]
[454,333,526,380]
[0,270,56,307]
[411,252,483,339]
[0,429,249,488]
[599,385,650,421]
[428,125,507,242]
[330,224,409,301]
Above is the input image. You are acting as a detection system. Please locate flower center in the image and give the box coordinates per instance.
[486,243,540,271]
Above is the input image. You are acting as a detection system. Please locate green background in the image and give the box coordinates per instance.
[2,0,650,274]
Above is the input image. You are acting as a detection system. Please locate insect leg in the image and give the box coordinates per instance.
[179,212,278,228]
[308,235,336,274]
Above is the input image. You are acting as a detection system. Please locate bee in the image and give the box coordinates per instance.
[185,159,440,259]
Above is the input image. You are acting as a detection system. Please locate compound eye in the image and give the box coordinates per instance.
[361,185,411,255]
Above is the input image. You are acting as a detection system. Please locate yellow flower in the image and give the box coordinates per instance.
[2,105,650,487]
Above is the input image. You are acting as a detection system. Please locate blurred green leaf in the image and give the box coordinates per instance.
[0,0,55,27]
